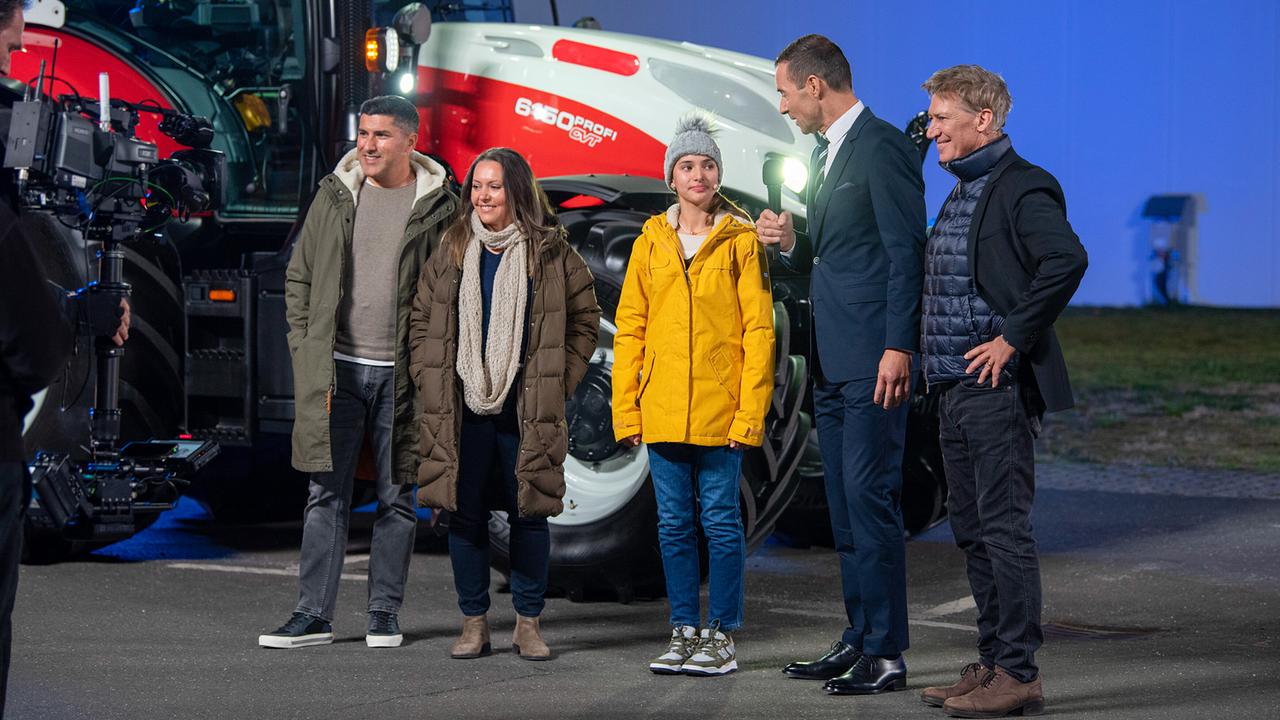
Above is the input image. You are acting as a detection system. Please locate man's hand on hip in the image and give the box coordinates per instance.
[755,209,795,253]
[873,348,913,410]
[964,335,1017,387]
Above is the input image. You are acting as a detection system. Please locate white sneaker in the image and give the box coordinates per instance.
[681,622,737,676]
[649,625,698,675]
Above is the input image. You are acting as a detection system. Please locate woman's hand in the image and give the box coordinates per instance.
[622,434,642,447]
[728,440,743,450]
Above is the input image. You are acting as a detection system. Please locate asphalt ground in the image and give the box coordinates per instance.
[9,462,1280,720]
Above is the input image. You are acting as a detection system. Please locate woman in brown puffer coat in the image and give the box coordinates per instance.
[409,147,599,661]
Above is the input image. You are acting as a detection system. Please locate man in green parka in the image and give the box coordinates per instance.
[258,95,456,650]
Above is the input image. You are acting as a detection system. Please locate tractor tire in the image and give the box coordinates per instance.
[901,385,948,536]
[770,429,833,548]
[772,381,950,548]
[19,214,185,563]
[186,438,311,525]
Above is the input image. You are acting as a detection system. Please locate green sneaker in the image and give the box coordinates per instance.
[649,625,698,674]
[681,621,737,676]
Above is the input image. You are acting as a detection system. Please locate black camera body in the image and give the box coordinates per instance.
[6,104,156,184]
[29,440,219,540]
[5,81,223,538]
[4,91,223,226]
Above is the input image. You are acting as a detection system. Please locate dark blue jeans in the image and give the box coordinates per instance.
[648,443,746,632]
[813,375,910,657]
[939,376,1042,682]
[0,463,28,718]
[295,360,417,622]
[451,412,549,618]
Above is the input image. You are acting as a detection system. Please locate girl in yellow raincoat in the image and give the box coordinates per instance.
[612,114,775,677]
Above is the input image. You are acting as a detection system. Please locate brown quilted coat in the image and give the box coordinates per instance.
[409,230,600,518]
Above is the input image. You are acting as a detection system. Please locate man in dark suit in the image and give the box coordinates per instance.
[914,65,1087,718]
[757,34,925,696]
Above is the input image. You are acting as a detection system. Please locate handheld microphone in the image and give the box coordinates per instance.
[762,156,785,213]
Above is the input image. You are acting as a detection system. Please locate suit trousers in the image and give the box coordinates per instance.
[813,375,910,657]
[939,376,1042,682]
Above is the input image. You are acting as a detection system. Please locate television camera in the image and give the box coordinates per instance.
[5,65,221,543]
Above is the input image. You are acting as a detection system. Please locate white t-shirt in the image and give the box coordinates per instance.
[677,231,706,260]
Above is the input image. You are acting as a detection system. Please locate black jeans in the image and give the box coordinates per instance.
[450,411,549,618]
[939,376,1042,682]
[0,462,29,718]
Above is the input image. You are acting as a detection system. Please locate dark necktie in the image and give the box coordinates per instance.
[811,133,830,204]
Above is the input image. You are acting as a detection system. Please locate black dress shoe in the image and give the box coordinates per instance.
[823,654,908,695]
[782,641,863,680]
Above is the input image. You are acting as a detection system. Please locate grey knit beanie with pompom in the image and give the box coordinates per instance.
[664,113,722,185]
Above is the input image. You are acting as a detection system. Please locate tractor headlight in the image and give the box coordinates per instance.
[396,72,416,96]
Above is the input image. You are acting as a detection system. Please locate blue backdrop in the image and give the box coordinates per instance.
[514,0,1280,307]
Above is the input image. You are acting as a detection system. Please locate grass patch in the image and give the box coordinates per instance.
[1040,306,1280,472]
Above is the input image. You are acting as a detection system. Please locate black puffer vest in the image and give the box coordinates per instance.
[922,135,1015,384]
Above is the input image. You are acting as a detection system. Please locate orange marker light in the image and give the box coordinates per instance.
[364,27,399,73]
[365,29,381,72]
[209,289,236,302]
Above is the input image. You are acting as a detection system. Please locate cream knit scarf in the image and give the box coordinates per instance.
[457,212,529,414]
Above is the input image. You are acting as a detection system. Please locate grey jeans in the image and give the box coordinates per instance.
[295,360,416,622]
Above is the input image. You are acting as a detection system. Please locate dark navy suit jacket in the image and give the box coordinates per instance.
[781,108,926,383]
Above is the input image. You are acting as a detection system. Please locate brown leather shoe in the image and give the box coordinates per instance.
[921,662,992,707]
[943,667,1044,718]
[450,615,491,659]
[512,614,551,661]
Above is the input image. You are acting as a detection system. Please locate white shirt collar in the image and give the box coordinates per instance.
[822,100,865,146]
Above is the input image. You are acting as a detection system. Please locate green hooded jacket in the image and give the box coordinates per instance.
[285,149,457,481]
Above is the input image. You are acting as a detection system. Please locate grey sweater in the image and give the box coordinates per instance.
[334,179,417,362]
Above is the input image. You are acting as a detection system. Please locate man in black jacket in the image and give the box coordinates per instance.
[0,193,129,720]
[0,5,64,714]
[0,1,128,712]
[916,65,1087,718]
[759,35,925,695]
[0,203,72,720]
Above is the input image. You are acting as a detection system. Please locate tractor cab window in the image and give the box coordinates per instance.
[60,0,311,215]
[648,58,794,144]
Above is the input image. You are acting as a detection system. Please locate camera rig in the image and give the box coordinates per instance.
[6,65,221,543]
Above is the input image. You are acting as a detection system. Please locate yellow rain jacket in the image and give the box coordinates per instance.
[612,205,775,447]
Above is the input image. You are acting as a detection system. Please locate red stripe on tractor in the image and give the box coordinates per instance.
[559,194,606,209]
[414,68,665,182]
[551,39,640,77]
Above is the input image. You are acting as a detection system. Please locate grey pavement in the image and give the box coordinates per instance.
[9,460,1280,719]
[1037,460,1280,500]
